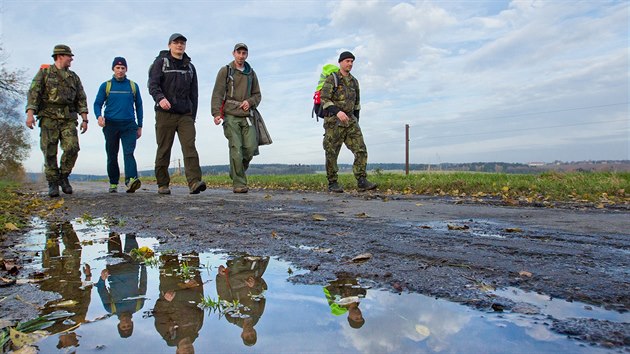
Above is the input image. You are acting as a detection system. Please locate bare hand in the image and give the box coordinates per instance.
[26,112,35,129]
[97,116,106,127]
[80,121,88,134]
[136,127,142,139]
[100,269,109,280]
[336,111,350,123]
[239,100,250,111]
[164,290,176,302]
[83,263,92,277]
[159,98,171,110]
[214,116,223,125]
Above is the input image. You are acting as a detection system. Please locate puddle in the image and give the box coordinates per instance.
[7,218,622,353]
[492,287,630,322]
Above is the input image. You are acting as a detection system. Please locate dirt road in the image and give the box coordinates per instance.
[3,182,629,347]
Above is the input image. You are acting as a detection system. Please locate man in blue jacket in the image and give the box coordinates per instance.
[93,57,143,193]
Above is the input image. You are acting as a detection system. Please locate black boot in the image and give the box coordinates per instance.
[357,177,377,192]
[48,181,60,198]
[59,174,73,194]
[328,181,344,193]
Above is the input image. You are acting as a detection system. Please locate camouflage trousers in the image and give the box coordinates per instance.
[322,117,368,183]
[39,118,80,182]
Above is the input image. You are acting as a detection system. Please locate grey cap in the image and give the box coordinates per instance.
[52,44,74,57]
[233,43,248,51]
[169,33,187,43]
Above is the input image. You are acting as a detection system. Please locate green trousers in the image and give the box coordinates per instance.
[39,118,80,182]
[154,111,202,189]
[322,117,368,183]
[222,114,257,188]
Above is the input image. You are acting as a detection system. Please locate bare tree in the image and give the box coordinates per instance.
[0,46,30,179]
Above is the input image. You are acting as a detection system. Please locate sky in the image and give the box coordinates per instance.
[1,0,628,175]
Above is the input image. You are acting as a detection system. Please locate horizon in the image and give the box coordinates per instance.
[3,0,628,174]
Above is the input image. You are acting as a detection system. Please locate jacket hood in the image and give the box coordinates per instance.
[229,61,252,75]
[158,50,192,63]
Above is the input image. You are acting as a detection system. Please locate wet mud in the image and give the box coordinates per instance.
[2,182,629,349]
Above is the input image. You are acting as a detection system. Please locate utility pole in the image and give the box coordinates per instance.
[405,124,410,175]
[178,159,182,175]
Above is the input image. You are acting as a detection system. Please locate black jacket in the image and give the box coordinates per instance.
[148,50,198,119]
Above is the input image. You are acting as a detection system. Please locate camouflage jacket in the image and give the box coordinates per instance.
[320,72,360,116]
[26,64,89,119]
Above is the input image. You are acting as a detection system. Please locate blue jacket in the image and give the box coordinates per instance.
[93,76,143,127]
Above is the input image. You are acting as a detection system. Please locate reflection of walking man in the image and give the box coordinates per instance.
[323,277,366,329]
[153,253,204,354]
[95,233,147,338]
[39,221,92,348]
[215,255,269,346]
[25,44,89,197]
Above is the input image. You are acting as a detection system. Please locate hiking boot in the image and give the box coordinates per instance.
[357,177,377,192]
[233,186,249,193]
[126,178,141,193]
[48,181,60,198]
[158,186,171,195]
[59,174,73,194]
[328,182,344,193]
[190,181,207,194]
[109,184,118,193]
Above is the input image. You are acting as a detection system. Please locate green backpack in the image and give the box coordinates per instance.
[312,64,340,120]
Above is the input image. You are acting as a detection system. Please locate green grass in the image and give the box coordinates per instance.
[141,171,630,205]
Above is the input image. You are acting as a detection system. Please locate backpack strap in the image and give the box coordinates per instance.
[105,79,137,99]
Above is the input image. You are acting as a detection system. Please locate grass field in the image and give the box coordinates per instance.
[145,171,630,205]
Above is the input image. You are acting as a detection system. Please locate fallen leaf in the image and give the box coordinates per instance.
[14,345,39,354]
[518,270,533,278]
[50,300,78,308]
[351,253,372,262]
[50,199,64,209]
[313,248,332,253]
[4,223,19,231]
[505,228,523,233]
[10,328,49,349]
[447,224,469,231]
[415,203,423,206]
[418,225,432,229]
[354,212,369,218]
[312,214,327,221]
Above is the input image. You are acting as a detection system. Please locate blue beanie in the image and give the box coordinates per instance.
[112,57,127,69]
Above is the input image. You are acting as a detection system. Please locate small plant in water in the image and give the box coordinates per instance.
[178,262,193,280]
[78,212,102,226]
[130,247,159,267]
[199,296,242,319]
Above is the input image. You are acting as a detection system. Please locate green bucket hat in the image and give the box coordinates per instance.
[52,44,74,57]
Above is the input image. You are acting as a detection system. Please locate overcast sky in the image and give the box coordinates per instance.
[2,0,628,174]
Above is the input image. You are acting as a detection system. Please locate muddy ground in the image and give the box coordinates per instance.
[1,182,629,348]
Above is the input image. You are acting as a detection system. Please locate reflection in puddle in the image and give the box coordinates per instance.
[9,218,619,353]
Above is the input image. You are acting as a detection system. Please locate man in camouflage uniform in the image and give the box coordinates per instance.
[26,44,89,197]
[320,51,377,193]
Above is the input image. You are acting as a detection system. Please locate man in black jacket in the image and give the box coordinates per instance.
[148,33,206,195]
